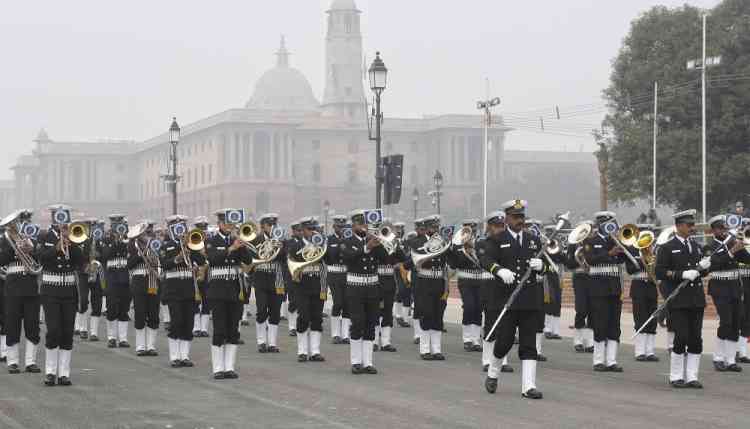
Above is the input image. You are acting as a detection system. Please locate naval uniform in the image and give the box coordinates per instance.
[375,244,406,350]
[325,232,350,343]
[739,262,750,361]
[250,232,285,351]
[0,232,41,372]
[101,235,131,346]
[286,236,327,360]
[447,244,483,350]
[0,262,6,362]
[404,233,424,342]
[283,235,301,335]
[341,232,388,372]
[624,245,659,360]
[583,232,625,369]
[565,243,593,350]
[655,234,707,385]
[127,239,161,355]
[75,238,103,339]
[707,240,750,369]
[542,251,566,339]
[477,236,511,370]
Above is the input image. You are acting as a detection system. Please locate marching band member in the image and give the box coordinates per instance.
[192,217,211,338]
[479,213,513,373]
[448,219,483,352]
[0,209,41,374]
[73,217,101,340]
[583,211,625,372]
[205,209,251,379]
[101,214,131,348]
[407,215,449,360]
[565,222,594,353]
[374,220,406,353]
[127,222,161,357]
[285,220,303,337]
[286,217,327,363]
[706,214,750,372]
[251,213,286,353]
[525,218,550,362]
[655,209,708,388]
[38,205,84,386]
[341,210,388,373]
[625,225,659,362]
[325,215,349,345]
[739,217,750,364]
[159,215,206,368]
[481,200,544,399]
[0,226,6,363]
[392,222,412,329]
[542,224,565,341]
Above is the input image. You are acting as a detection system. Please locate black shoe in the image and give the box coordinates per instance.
[471,344,483,352]
[482,364,489,372]
[686,380,703,389]
[118,341,130,348]
[464,342,473,352]
[332,336,341,344]
[237,339,245,345]
[192,330,201,337]
[373,344,380,352]
[381,344,397,352]
[738,356,750,364]
[181,359,194,367]
[163,322,170,329]
[44,374,56,386]
[240,320,250,326]
[485,377,498,394]
[421,353,434,361]
[364,365,378,374]
[57,376,72,386]
[289,329,297,337]
[397,318,411,328]
[136,349,147,357]
[714,361,728,372]
[536,354,547,362]
[170,360,182,368]
[645,355,660,362]
[200,331,210,338]
[147,349,158,356]
[8,364,20,374]
[74,330,80,336]
[267,346,280,353]
[213,371,225,380]
[442,328,447,333]
[501,365,514,373]
[258,343,268,353]
[514,336,519,345]
[351,364,364,374]
[607,364,623,372]
[0,356,5,363]
[522,388,543,399]
[635,355,648,362]
[223,370,238,379]
[574,344,585,353]
[298,354,308,362]
[670,379,687,388]
[593,364,608,372]
[107,339,117,348]
[280,315,287,321]
[549,334,562,340]
[413,338,420,345]
[79,331,88,340]
[25,364,41,373]
[322,313,329,318]
[431,353,445,361]
[341,338,350,344]
[584,346,594,353]
[310,354,325,362]
[726,363,742,372]
[89,335,99,342]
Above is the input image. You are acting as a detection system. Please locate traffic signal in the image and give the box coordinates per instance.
[382,154,403,205]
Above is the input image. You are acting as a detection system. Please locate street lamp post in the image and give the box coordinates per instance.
[368,52,388,210]
[431,170,443,215]
[323,200,330,234]
[168,117,180,215]
[412,187,419,220]
[477,95,500,219]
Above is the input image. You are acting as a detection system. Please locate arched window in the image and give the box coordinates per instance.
[253,131,271,178]
[313,163,321,183]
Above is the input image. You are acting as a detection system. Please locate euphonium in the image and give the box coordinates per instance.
[287,233,327,282]
[411,233,450,269]
[617,223,640,247]
[3,221,43,274]
[69,222,89,244]
[451,226,480,267]
[634,230,658,284]
[186,228,205,251]
[238,221,258,243]
[246,238,283,271]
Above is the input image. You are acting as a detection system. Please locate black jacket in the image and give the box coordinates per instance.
[159,238,206,301]
[101,237,129,288]
[37,228,84,298]
[0,232,39,297]
[707,240,750,303]
[582,233,624,297]
[340,233,388,276]
[655,236,707,309]
[205,231,251,301]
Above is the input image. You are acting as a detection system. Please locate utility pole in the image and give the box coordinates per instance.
[653,81,658,210]
[476,80,500,219]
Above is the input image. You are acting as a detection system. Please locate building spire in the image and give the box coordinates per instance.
[275,35,289,68]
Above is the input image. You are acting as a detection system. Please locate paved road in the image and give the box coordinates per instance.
[0,315,747,429]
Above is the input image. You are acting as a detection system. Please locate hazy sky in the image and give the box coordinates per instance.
[0,0,720,179]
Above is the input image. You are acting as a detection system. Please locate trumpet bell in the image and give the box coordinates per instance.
[69,222,89,244]
[618,223,640,247]
[568,223,592,245]
[187,228,205,251]
[546,239,561,255]
[238,222,258,242]
[451,226,474,247]
[635,230,655,249]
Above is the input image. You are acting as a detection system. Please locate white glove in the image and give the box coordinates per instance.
[698,257,711,270]
[497,268,516,285]
[529,258,543,272]
[682,270,700,282]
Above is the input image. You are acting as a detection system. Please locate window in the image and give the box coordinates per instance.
[186,169,191,188]
[312,163,321,183]
[347,162,358,183]
[345,14,352,33]
[201,165,205,185]
[312,140,320,150]
[116,184,125,200]
[410,165,418,184]
[347,139,358,154]
[253,131,270,178]
[208,164,213,183]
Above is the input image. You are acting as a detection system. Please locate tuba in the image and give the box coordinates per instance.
[288,233,327,282]
[1,210,43,274]
[412,233,450,269]
[634,230,658,284]
[452,226,480,267]
[568,222,593,274]
[617,223,640,247]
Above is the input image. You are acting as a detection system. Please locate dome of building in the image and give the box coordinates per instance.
[245,37,319,111]
[329,0,358,10]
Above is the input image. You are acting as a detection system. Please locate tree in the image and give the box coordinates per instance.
[603,0,750,215]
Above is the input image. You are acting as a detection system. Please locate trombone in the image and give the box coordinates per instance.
[61,222,89,261]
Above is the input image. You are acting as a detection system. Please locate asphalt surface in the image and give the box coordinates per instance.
[1,314,748,429]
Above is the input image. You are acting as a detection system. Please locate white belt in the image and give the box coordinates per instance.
[589,265,620,277]
[347,274,379,286]
[301,264,322,276]
[328,264,346,274]
[479,271,494,280]
[572,268,587,274]
[711,270,739,281]
[630,272,649,281]
[107,257,127,269]
[458,269,484,280]
[209,266,239,281]
[6,262,31,275]
[378,266,394,276]
[166,269,193,280]
[42,272,77,286]
[417,268,444,279]
[129,267,147,278]
[255,262,280,273]
[739,268,750,278]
